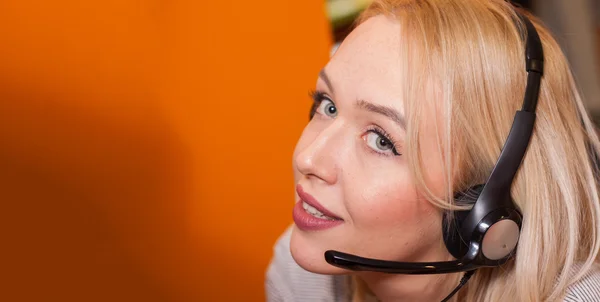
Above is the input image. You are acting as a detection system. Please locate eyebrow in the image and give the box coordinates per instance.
[319,69,335,94]
[356,99,406,129]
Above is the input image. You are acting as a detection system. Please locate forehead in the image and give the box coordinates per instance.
[323,15,404,104]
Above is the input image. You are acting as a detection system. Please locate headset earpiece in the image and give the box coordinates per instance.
[443,184,522,262]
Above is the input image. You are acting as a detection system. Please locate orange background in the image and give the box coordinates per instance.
[0,1,331,301]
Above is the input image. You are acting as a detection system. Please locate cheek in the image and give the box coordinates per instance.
[343,171,443,259]
[348,179,427,230]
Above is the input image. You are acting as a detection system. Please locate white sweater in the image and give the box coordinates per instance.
[266,226,600,302]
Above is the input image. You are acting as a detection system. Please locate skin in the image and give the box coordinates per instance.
[289,15,460,301]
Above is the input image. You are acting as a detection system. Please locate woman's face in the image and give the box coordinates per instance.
[290,15,449,274]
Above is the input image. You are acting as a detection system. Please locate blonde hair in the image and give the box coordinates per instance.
[350,0,600,301]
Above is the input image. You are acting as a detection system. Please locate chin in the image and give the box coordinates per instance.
[289,225,349,275]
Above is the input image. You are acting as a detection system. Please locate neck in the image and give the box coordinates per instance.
[358,272,462,302]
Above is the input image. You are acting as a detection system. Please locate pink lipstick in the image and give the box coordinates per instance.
[292,184,343,231]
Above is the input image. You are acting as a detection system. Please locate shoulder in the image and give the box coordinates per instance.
[265,225,350,302]
[564,264,600,302]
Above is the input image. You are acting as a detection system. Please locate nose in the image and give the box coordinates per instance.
[294,121,346,185]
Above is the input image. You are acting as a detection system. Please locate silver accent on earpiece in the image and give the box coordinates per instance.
[481,219,520,260]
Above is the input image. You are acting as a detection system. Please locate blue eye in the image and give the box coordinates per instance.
[309,90,337,119]
[363,129,401,156]
[317,99,337,118]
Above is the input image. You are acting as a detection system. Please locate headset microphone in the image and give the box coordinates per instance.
[324,10,543,279]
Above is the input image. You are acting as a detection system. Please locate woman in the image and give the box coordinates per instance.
[267,0,600,301]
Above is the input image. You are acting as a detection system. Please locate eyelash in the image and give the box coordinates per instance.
[309,90,330,119]
[307,89,401,157]
[365,126,402,156]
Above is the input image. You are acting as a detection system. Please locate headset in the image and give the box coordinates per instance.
[324,8,544,280]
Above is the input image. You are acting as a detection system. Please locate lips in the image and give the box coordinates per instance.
[296,184,343,220]
[292,184,344,231]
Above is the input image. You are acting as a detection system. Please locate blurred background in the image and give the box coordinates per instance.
[0,1,598,301]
